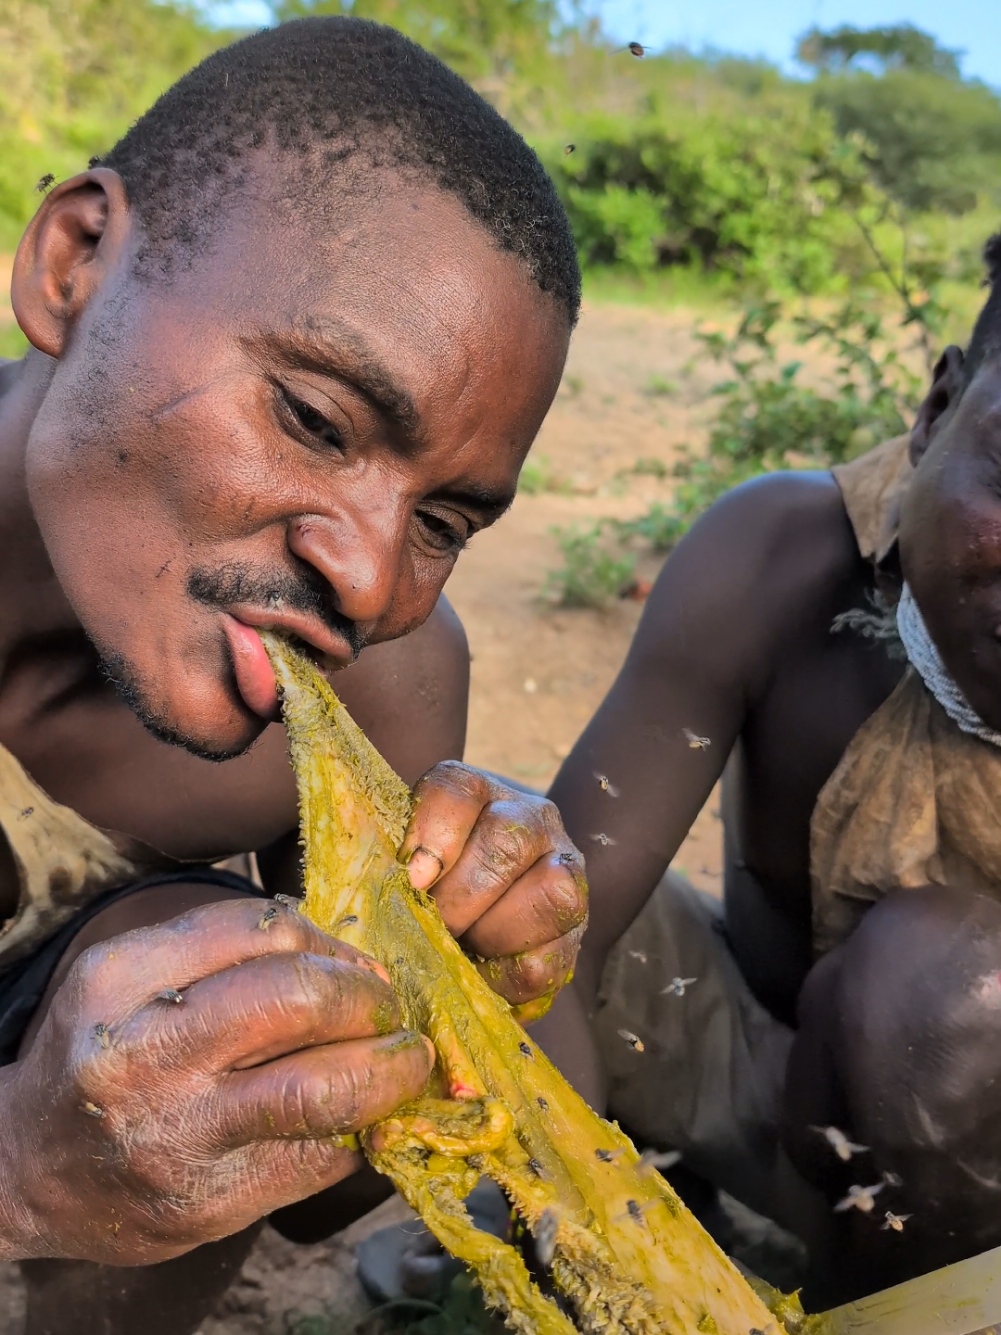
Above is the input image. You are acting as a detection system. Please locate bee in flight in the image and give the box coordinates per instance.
[639,1149,682,1172]
[661,976,698,997]
[594,772,620,796]
[534,1208,560,1267]
[618,1028,645,1052]
[810,1125,869,1162]
[683,728,711,750]
[834,1182,884,1214]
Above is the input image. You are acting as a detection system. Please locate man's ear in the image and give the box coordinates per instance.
[11,169,133,359]
[910,344,966,466]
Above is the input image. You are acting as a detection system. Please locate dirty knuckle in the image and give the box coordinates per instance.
[544,870,589,927]
[417,759,482,799]
[480,818,536,876]
[326,1065,368,1129]
[515,954,556,995]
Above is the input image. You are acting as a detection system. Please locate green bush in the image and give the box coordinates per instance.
[0,0,232,248]
[814,70,1001,214]
[544,104,878,291]
[518,454,572,495]
[565,183,665,272]
[543,524,636,609]
[0,324,29,360]
[612,290,927,558]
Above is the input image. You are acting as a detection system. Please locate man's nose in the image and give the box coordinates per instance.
[287,507,404,627]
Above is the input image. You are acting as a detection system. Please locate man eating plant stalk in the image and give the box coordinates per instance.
[0,18,588,1334]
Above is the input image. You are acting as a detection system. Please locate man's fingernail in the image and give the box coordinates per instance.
[407,847,444,889]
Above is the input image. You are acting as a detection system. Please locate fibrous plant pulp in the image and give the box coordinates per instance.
[265,633,782,1335]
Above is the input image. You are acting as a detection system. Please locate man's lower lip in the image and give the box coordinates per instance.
[223,618,281,720]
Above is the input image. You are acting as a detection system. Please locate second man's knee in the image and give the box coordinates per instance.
[834,886,1001,1162]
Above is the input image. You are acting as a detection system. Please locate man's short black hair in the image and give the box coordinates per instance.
[964,232,1001,384]
[95,17,581,325]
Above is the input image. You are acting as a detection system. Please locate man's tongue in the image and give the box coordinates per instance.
[226,619,280,719]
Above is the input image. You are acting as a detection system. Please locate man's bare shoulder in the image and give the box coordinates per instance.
[698,467,855,564]
[630,469,863,687]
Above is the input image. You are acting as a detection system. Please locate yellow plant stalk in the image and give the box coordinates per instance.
[265,633,782,1335]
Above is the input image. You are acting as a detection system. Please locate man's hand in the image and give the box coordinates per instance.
[400,761,588,1020]
[0,898,433,1265]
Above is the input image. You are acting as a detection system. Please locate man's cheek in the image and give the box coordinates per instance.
[374,564,456,644]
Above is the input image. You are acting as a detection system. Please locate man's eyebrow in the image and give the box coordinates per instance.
[434,482,516,524]
[270,317,421,435]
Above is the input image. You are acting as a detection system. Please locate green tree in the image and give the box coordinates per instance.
[0,0,231,247]
[271,0,559,96]
[797,24,1001,216]
[797,23,962,78]
[813,70,1001,214]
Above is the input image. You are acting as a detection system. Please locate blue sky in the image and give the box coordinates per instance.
[207,0,1001,88]
[594,0,1000,87]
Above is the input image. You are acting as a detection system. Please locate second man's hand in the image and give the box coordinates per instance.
[401,760,588,1019]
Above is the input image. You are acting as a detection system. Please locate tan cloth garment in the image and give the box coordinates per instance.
[0,744,142,968]
[811,435,1001,955]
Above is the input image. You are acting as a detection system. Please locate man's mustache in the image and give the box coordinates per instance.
[187,563,366,660]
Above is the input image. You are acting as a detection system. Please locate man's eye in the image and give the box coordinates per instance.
[417,509,469,554]
[279,388,344,452]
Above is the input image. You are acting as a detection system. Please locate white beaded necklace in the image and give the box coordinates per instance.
[896,583,1001,749]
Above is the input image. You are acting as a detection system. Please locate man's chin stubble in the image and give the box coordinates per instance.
[98,649,257,763]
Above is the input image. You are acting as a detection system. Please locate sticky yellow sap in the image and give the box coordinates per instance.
[266,634,783,1335]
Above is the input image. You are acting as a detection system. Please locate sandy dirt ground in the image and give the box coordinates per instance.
[0,300,728,1332]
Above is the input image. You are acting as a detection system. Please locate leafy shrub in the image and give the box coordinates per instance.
[0,324,29,360]
[545,104,875,291]
[518,454,572,495]
[564,182,665,272]
[543,524,636,609]
[613,293,926,557]
[0,0,232,247]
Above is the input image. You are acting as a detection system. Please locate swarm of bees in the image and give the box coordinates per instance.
[835,1171,908,1223]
